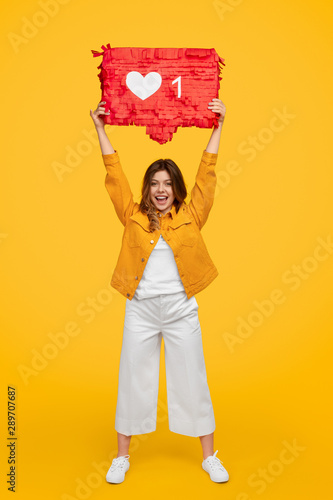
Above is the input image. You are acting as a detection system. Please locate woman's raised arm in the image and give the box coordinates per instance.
[205,98,226,154]
[90,101,136,225]
[90,101,115,155]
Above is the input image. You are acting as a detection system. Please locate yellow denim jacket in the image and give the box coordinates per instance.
[102,149,219,300]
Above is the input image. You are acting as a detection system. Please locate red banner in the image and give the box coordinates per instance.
[92,45,225,144]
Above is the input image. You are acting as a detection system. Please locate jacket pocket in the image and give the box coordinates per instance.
[172,221,198,247]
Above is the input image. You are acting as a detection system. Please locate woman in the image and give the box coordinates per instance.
[90,98,228,484]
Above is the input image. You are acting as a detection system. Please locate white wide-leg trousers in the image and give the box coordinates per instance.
[115,290,216,437]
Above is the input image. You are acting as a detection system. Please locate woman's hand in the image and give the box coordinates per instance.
[207,98,226,125]
[89,101,115,154]
[90,101,110,130]
[205,98,226,153]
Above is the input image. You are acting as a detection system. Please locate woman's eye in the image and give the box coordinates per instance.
[151,181,172,187]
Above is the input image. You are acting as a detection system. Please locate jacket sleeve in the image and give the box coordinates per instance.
[188,150,218,230]
[102,150,136,226]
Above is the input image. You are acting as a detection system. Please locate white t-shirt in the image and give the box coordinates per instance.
[134,234,185,300]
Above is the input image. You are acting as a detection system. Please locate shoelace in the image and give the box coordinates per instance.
[205,450,225,471]
[109,454,130,472]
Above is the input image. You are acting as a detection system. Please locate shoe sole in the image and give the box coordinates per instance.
[106,478,125,484]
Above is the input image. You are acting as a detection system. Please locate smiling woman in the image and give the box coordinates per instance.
[89,97,228,485]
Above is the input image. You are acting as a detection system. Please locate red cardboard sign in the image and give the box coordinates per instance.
[91,45,225,144]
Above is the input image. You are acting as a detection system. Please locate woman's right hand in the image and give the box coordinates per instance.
[90,101,110,130]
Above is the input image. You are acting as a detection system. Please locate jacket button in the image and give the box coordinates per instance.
[150,239,154,244]
[141,258,145,262]
[135,276,138,280]
[126,293,130,297]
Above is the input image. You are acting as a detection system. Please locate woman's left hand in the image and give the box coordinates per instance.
[208,98,226,125]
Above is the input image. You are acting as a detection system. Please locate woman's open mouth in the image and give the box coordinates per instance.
[155,196,168,205]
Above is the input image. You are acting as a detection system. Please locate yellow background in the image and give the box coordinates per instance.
[1,0,332,498]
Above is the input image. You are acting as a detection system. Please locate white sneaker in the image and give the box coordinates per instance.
[202,450,229,483]
[106,454,130,484]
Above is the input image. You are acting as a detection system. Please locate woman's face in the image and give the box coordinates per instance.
[150,170,175,215]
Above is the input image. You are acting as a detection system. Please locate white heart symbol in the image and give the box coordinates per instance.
[126,71,162,100]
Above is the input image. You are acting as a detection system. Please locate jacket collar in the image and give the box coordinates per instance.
[156,204,177,219]
[129,203,191,231]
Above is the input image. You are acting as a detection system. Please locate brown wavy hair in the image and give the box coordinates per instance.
[139,158,187,232]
